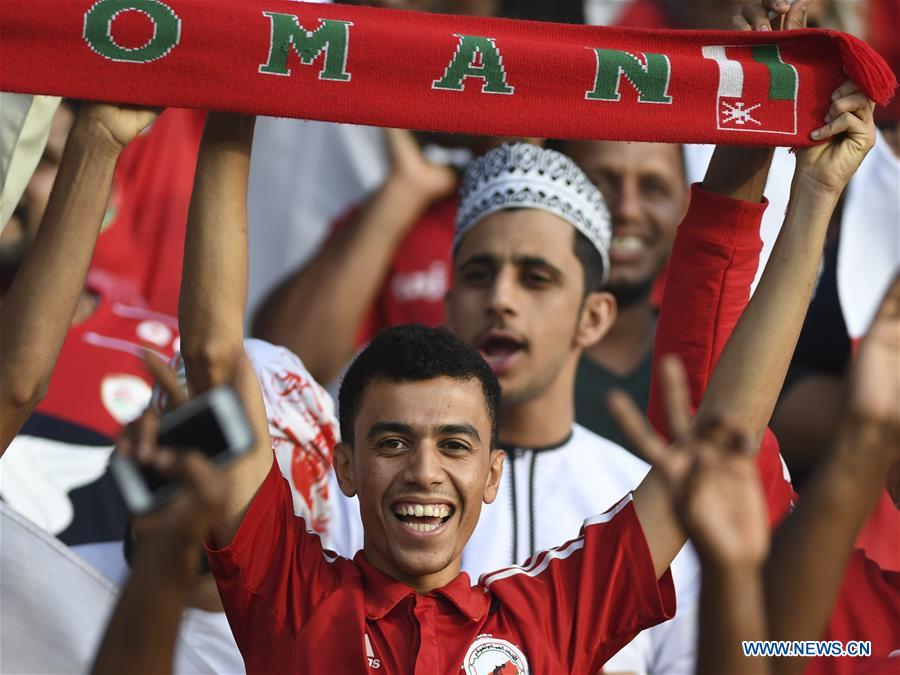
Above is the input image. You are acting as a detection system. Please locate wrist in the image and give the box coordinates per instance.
[69,116,125,160]
[791,170,846,203]
[834,414,900,468]
[380,176,438,216]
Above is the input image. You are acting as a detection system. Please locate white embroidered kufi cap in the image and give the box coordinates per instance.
[455,143,612,286]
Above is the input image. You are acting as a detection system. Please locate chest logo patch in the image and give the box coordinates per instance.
[101,374,151,425]
[463,635,528,675]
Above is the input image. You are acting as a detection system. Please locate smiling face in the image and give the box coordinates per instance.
[333,376,503,591]
[446,210,614,405]
[564,141,687,306]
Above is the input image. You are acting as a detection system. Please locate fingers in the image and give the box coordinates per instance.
[782,0,810,30]
[735,0,807,31]
[811,109,869,142]
[695,414,755,457]
[143,351,187,408]
[134,409,160,463]
[832,80,860,101]
[659,354,693,439]
[740,1,776,31]
[384,127,421,158]
[824,93,871,125]
[607,390,670,468]
[177,452,228,514]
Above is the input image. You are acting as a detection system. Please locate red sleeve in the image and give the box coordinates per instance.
[480,494,676,673]
[206,460,348,673]
[649,184,793,526]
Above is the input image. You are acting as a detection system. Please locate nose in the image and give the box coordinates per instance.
[609,176,641,227]
[486,266,518,319]
[402,444,445,489]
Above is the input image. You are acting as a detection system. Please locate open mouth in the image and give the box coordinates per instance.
[477,331,526,374]
[610,234,648,261]
[391,502,455,534]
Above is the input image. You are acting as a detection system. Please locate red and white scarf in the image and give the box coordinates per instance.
[1,0,895,146]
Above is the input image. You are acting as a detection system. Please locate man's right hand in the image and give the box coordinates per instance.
[385,128,458,205]
[76,102,160,155]
[610,356,769,568]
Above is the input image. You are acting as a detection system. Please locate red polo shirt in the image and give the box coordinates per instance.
[209,461,675,674]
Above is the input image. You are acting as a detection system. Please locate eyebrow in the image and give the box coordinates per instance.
[366,421,482,443]
[459,253,563,277]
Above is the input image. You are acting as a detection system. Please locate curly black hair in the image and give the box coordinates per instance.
[338,324,501,447]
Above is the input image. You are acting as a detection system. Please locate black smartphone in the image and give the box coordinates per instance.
[111,385,255,514]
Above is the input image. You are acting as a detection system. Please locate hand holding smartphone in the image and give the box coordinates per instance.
[112,384,255,515]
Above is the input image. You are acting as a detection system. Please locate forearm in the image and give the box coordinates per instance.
[648,186,765,435]
[698,562,769,675]
[696,178,839,442]
[0,118,120,450]
[702,147,774,203]
[91,537,198,675]
[252,179,431,383]
[764,420,895,665]
[179,114,255,392]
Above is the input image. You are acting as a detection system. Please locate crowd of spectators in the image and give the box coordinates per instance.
[0,1,897,674]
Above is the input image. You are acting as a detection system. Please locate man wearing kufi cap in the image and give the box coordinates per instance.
[450,143,702,674]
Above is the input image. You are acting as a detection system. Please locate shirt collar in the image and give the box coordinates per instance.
[354,552,489,623]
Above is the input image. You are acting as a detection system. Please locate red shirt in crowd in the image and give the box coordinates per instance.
[338,197,456,346]
[807,549,900,675]
[209,461,675,674]
[91,108,205,317]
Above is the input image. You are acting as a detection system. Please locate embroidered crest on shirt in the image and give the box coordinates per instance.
[463,635,528,675]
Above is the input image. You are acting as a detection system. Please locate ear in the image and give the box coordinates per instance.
[575,291,616,349]
[332,442,357,498]
[482,449,505,505]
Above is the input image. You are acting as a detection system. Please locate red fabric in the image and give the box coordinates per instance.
[804,549,900,675]
[329,197,455,347]
[614,0,672,29]
[648,185,795,526]
[208,461,675,674]
[90,108,205,316]
[866,0,900,124]
[0,2,895,145]
[37,270,179,439]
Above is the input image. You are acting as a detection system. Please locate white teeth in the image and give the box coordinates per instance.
[611,235,645,252]
[401,520,441,533]
[393,503,451,518]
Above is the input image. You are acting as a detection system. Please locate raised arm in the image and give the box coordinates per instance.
[611,356,770,675]
[178,113,272,547]
[92,448,227,675]
[252,129,457,383]
[634,81,877,576]
[0,104,156,454]
[647,0,808,429]
[764,276,900,675]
